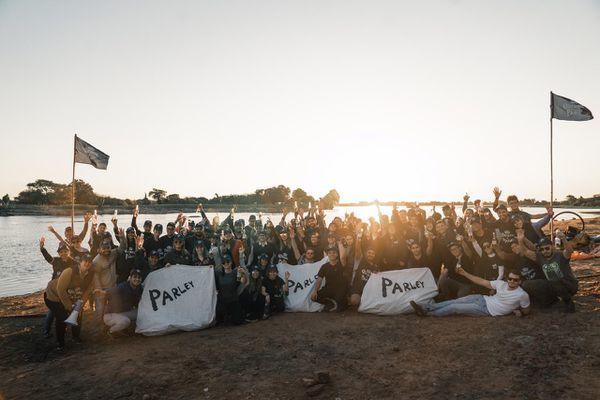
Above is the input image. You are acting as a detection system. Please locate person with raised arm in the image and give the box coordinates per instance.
[518,231,578,312]
[410,268,530,318]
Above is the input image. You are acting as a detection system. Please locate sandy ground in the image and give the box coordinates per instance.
[1,218,600,400]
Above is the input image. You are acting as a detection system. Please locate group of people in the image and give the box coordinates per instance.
[40,187,582,350]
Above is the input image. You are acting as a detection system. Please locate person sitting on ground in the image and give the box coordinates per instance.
[410,268,530,318]
[44,255,95,350]
[240,269,265,322]
[349,248,381,307]
[519,231,578,312]
[96,269,143,336]
[261,266,289,319]
[437,239,475,300]
[310,247,347,312]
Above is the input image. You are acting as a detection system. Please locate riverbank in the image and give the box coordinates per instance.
[1,257,599,399]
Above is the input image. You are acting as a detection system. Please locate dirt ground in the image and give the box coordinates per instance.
[1,218,600,400]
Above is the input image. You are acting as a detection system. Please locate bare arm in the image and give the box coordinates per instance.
[456,267,493,290]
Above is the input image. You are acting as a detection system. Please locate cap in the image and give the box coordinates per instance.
[126,227,136,233]
[100,240,112,249]
[174,234,185,242]
[325,246,339,254]
[149,250,160,258]
[130,269,143,278]
[496,204,508,211]
[167,222,176,228]
[223,228,233,235]
[222,254,232,263]
[446,241,460,249]
[195,240,204,247]
[278,252,289,262]
[258,253,269,261]
[275,225,286,234]
[249,215,256,221]
[80,254,93,263]
[537,237,552,247]
[57,243,69,252]
[154,224,163,232]
[143,220,152,227]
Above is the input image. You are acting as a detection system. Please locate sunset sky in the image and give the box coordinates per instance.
[1,1,598,203]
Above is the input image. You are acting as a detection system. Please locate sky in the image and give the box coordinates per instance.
[0,0,599,203]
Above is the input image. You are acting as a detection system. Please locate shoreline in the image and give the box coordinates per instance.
[2,203,600,217]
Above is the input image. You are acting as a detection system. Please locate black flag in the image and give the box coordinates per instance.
[551,92,593,121]
[74,136,110,169]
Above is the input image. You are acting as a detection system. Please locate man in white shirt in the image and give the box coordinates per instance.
[410,267,530,317]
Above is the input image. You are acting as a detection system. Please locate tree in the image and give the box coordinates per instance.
[2,194,10,205]
[166,193,181,203]
[320,189,341,209]
[149,188,167,203]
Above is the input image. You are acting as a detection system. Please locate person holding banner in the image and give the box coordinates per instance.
[311,247,348,312]
[350,248,381,306]
[410,268,530,318]
[261,266,290,319]
[96,269,143,336]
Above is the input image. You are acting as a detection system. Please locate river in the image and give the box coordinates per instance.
[1,205,598,297]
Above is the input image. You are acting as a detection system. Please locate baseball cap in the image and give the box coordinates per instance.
[130,269,143,278]
[149,250,160,258]
[100,240,112,249]
[222,254,232,263]
[154,224,163,232]
[143,220,152,227]
[537,237,552,247]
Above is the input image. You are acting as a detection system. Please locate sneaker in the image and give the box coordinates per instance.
[56,345,65,352]
[323,299,338,312]
[245,318,258,323]
[410,301,426,317]
[261,313,270,320]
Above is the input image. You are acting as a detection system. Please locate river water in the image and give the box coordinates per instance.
[1,205,598,297]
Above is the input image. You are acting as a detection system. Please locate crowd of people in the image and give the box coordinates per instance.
[40,187,584,350]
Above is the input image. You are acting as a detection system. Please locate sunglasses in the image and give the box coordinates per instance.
[507,277,521,282]
[540,246,552,252]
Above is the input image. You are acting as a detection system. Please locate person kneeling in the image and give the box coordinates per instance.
[96,269,143,336]
[410,267,530,318]
[261,266,289,319]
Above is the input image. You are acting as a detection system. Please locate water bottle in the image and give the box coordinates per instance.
[554,229,562,249]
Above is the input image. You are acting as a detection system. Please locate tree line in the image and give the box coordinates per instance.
[4,179,341,209]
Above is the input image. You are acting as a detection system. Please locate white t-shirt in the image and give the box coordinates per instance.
[483,280,530,316]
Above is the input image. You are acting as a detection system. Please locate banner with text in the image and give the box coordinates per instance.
[277,258,328,312]
[136,265,217,336]
[358,268,438,315]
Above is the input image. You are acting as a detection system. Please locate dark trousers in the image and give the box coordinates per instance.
[44,293,81,347]
[216,300,243,325]
[522,279,574,307]
[44,309,54,335]
[239,292,265,320]
[439,278,472,301]
[267,297,285,315]
[316,287,347,310]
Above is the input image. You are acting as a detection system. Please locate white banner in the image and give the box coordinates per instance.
[136,265,217,336]
[358,268,438,315]
[277,258,328,313]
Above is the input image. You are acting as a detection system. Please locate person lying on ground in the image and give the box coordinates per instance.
[410,268,530,317]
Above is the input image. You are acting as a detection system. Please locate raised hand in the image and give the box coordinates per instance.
[39,237,45,249]
[463,193,470,202]
[136,235,144,250]
[133,206,139,218]
[493,186,502,199]
[84,212,92,223]
[284,271,291,280]
[48,225,55,233]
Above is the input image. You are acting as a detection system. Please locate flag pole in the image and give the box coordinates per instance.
[549,92,554,241]
[72,134,76,236]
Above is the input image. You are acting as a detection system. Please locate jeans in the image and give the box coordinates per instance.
[103,310,137,333]
[532,214,552,238]
[424,294,490,317]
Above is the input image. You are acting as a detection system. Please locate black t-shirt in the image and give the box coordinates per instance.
[215,270,240,303]
[351,260,381,295]
[446,254,474,285]
[535,251,578,293]
[164,249,192,266]
[492,219,515,251]
[406,253,437,278]
[317,262,347,295]
[159,234,175,253]
[507,253,544,281]
[475,253,506,281]
[263,276,285,299]
[253,242,276,265]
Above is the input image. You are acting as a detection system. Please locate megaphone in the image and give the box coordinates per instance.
[65,300,83,326]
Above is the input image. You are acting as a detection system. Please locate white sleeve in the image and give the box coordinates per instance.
[489,280,499,290]
[520,292,531,308]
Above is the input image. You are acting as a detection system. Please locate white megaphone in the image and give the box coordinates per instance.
[65,300,83,326]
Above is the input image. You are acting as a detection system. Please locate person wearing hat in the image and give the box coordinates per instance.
[159,222,177,252]
[192,239,213,266]
[215,254,247,325]
[261,266,290,319]
[39,237,76,338]
[310,247,348,311]
[92,229,127,336]
[95,269,143,336]
[275,225,297,265]
[44,254,95,350]
[253,230,276,267]
[254,253,271,278]
[519,232,578,312]
[130,205,153,240]
[115,226,139,284]
[437,238,475,300]
[164,234,192,266]
[350,247,382,307]
[491,204,516,252]
[136,250,163,281]
[143,223,163,257]
[89,222,115,258]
